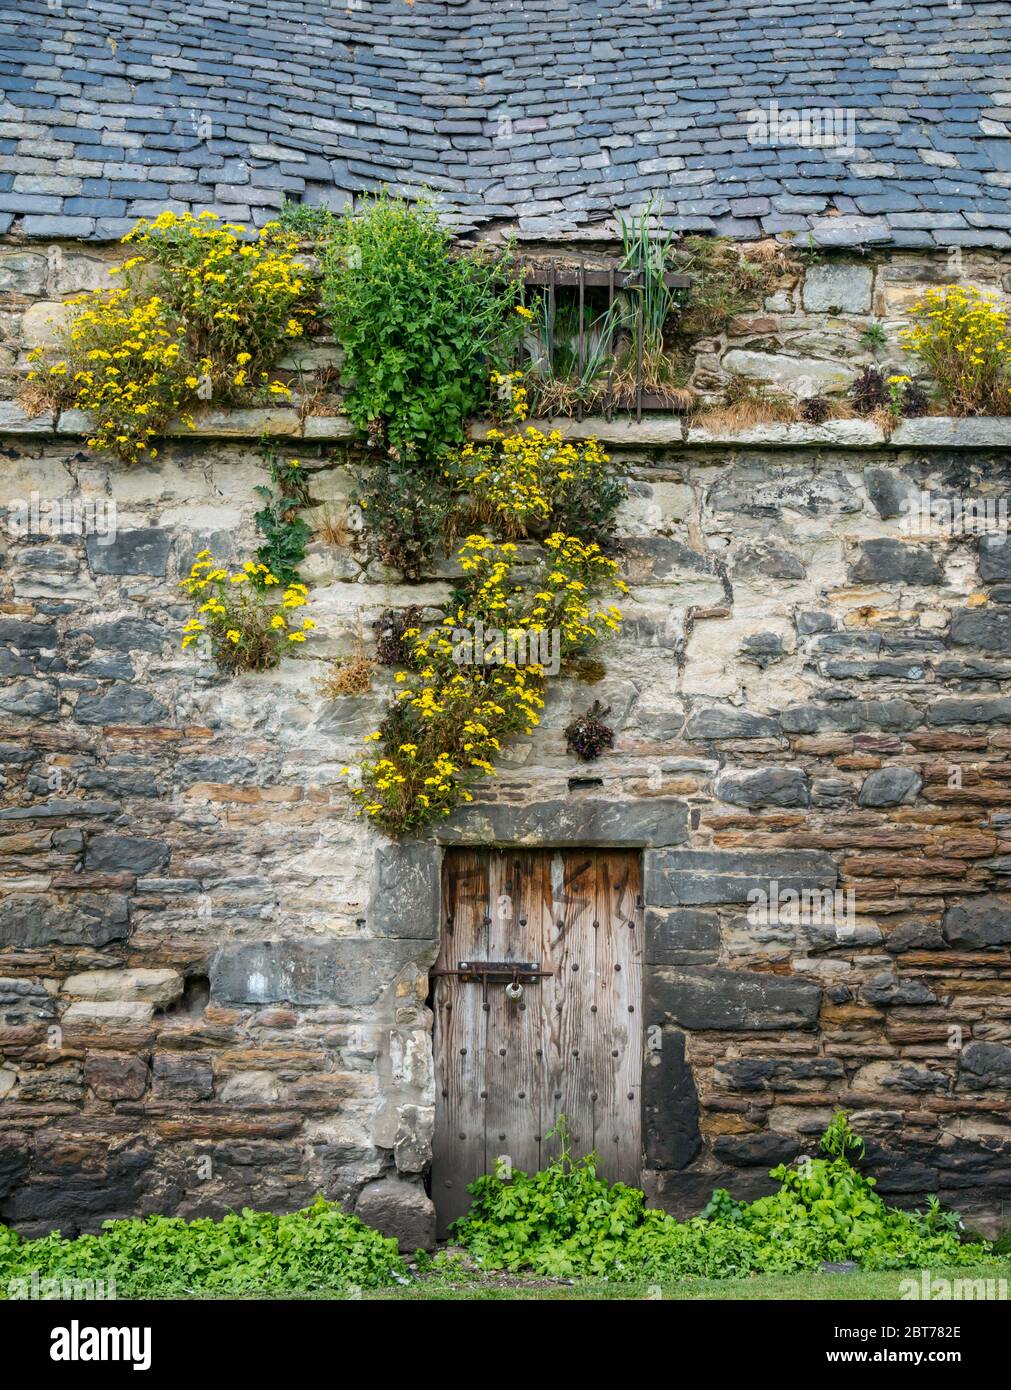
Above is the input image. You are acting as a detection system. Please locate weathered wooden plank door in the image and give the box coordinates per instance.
[432,848,643,1237]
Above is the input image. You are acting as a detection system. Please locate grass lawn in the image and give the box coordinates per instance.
[364,1263,1003,1301]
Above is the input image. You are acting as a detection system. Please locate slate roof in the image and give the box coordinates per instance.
[1,0,1010,247]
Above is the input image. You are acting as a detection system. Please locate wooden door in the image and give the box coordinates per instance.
[432,848,643,1236]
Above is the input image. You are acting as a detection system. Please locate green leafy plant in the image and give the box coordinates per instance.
[351,456,454,581]
[0,1198,404,1297]
[451,1112,994,1280]
[253,441,313,585]
[278,199,337,239]
[669,234,785,341]
[526,293,622,415]
[320,191,524,456]
[860,321,888,352]
[608,200,693,405]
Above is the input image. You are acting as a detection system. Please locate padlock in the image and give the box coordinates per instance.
[504,980,524,1002]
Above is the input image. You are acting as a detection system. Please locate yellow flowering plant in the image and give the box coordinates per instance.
[26,290,198,464]
[23,211,314,464]
[179,551,315,674]
[123,211,314,397]
[346,530,626,834]
[900,285,1011,416]
[447,423,626,547]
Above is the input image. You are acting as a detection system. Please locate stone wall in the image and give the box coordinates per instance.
[1,234,1011,1242]
[3,237,1011,409]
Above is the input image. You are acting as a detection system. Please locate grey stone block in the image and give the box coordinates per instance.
[209,938,433,1006]
[86,529,170,577]
[979,535,1011,582]
[0,680,58,719]
[713,1057,844,1092]
[684,707,780,740]
[642,1028,700,1169]
[74,686,169,726]
[943,896,1011,948]
[438,797,689,848]
[802,261,873,313]
[849,539,944,586]
[950,608,1011,654]
[927,698,1011,726]
[644,907,721,963]
[0,893,129,949]
[857,766,922,807]
[354,1177,435,1252]
[644,849,837,906]
[647,965,821,1030]
[370,843,439,940]
[861,971,937,1006]
[84,835,171,874]
[958,1041,1011,1091]
[716,767,810,808]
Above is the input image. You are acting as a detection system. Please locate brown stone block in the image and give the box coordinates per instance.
[193,784,305,804]
[844,856,974,877]
[790,737,854,754]
[253,1009,297,1028]
[700,1112,753,1135]
[217,1047,325,1070]
[844,878,982,898]
[0,1024,46,1048]
[923,765,989,786]
[60,1023,155,1050]
[204,1006,243,1026]
[155,1113,302,1139]
[104,727,182,740]
[923,835,998,858]
[928,787,1010,805]
[49,872,135,890]
[787,830,929,850]
[84,1052,149,1101]
[834,755,882,770]
[224,806,320,826]
[886,1022,970,1043]
[821,1001,882,1025]
[907,733,989,752]
[0,831,56,853]
[289,1073,376,1103]
[944,980,1011,997]
[910,951,1011,970]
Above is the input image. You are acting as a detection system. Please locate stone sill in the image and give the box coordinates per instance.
[3,400,1011,450]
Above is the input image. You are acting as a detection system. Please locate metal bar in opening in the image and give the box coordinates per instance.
[606,264,615,422]
[636,269,643,423]
[577,261,585,423]
[522,269,689,289]
[548,260,556,411]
